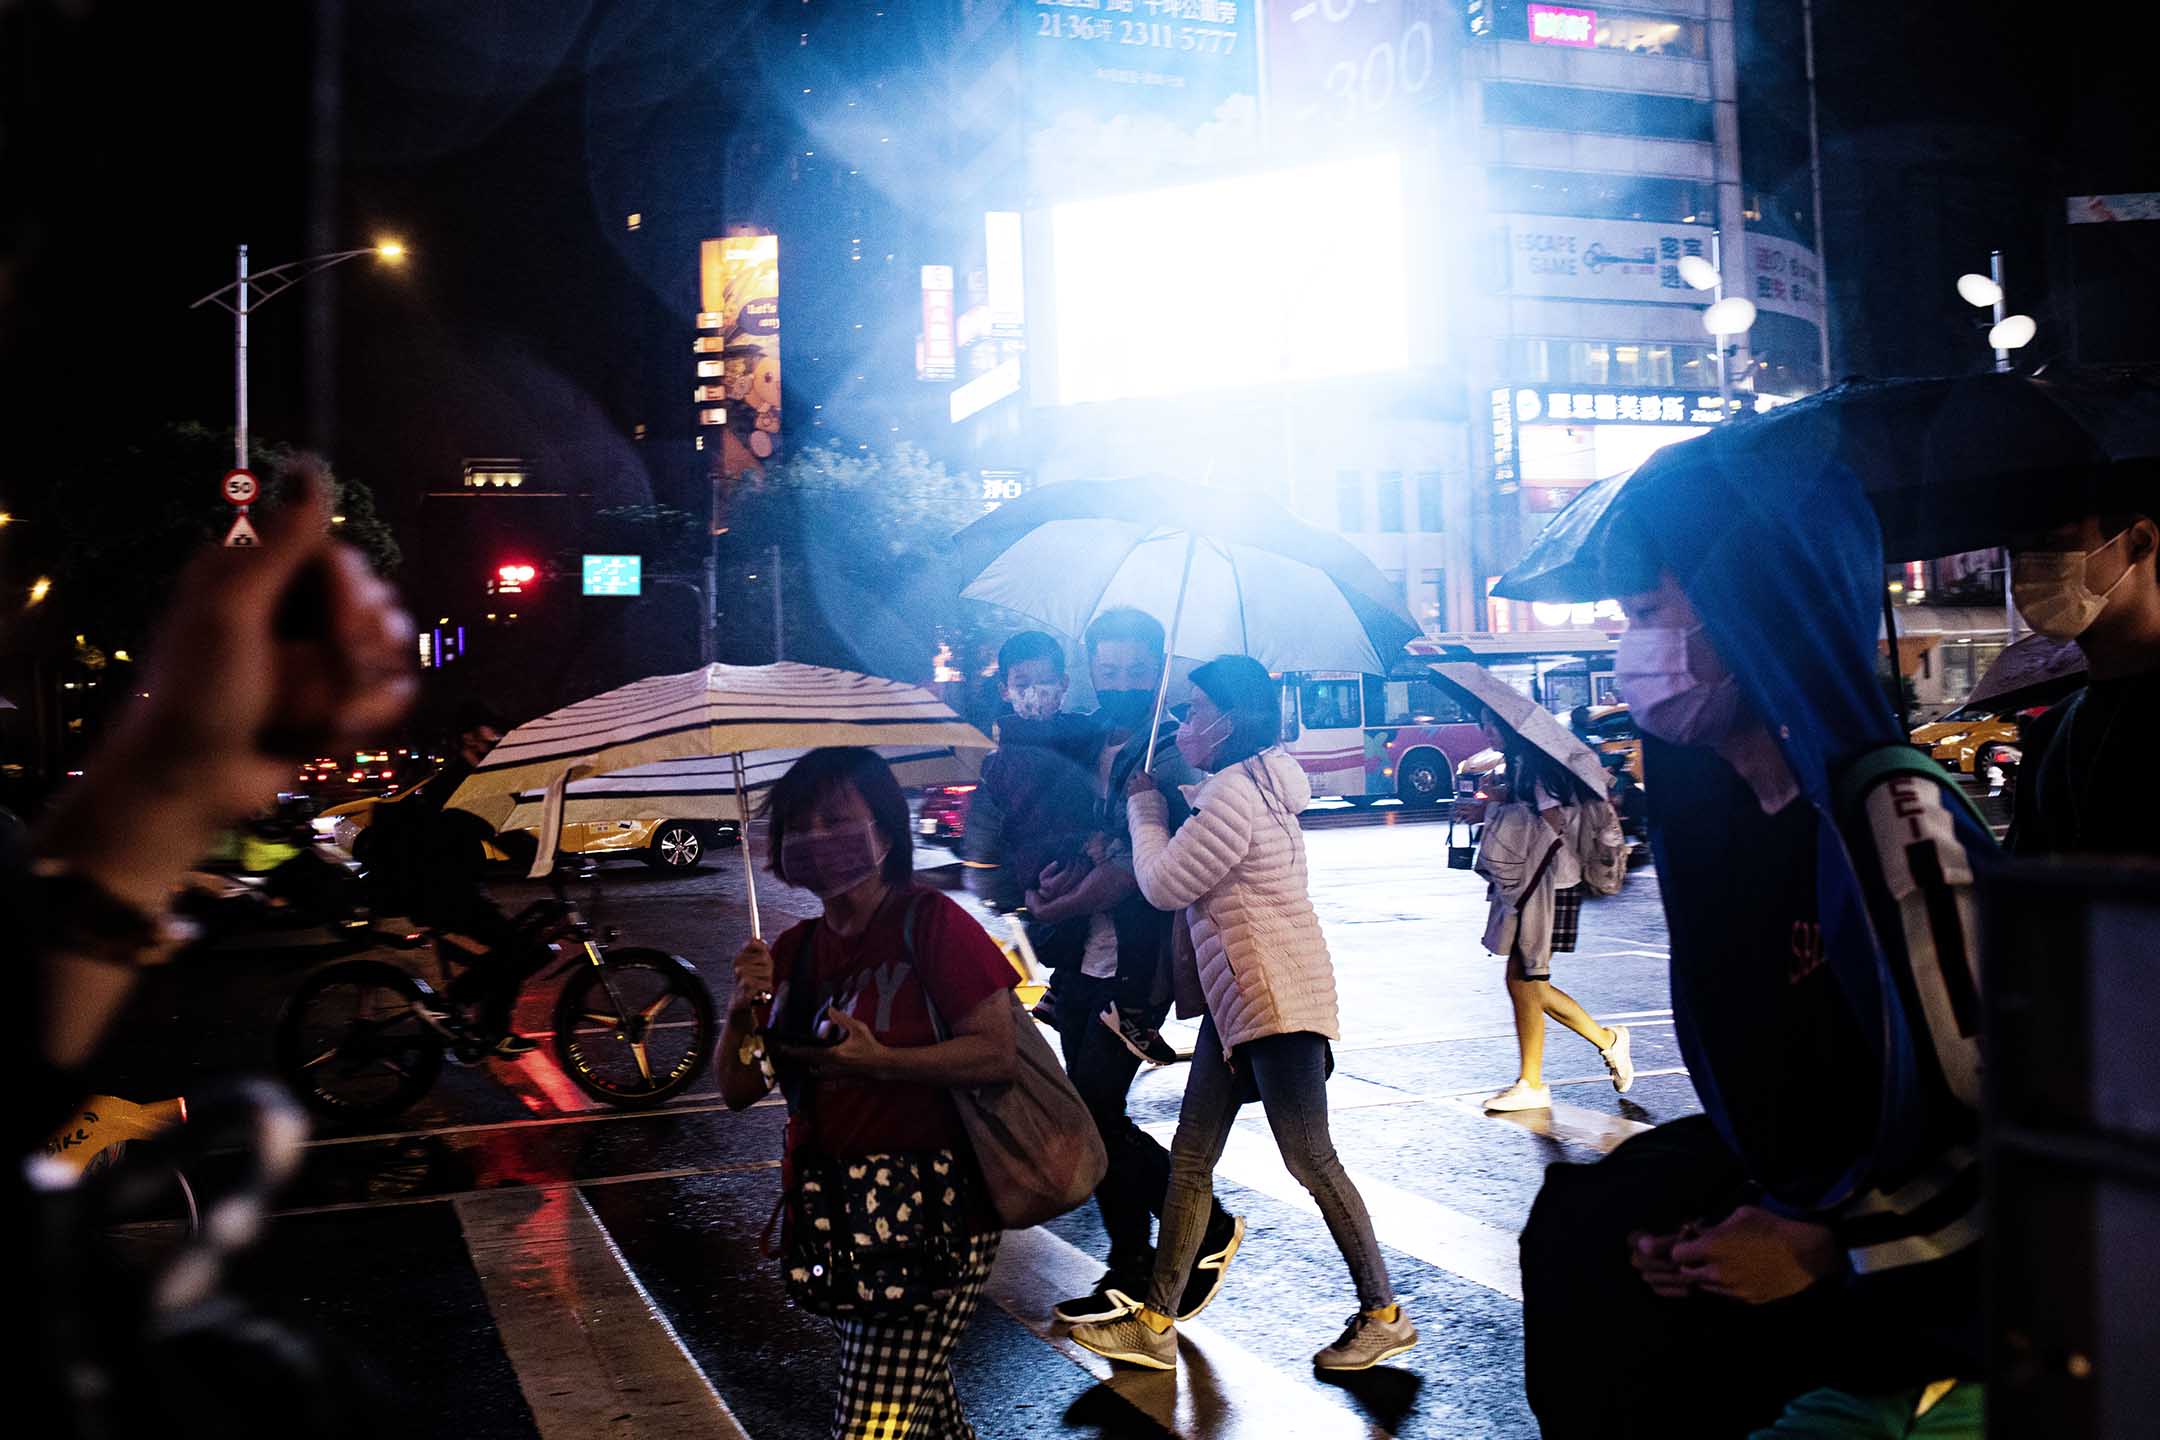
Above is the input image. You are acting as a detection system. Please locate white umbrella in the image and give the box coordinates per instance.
[449,663,992,937]
[1428,662,1609,798]
[494,747,981,831]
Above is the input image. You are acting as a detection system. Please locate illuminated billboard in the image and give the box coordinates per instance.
[1038,153,1410,407]
[698,234,780,481]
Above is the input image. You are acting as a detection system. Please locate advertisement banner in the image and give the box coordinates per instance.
[1021,0,1262,199]
[920,265,957,381]
[698,234,781,481]
[2067,193,2160,224]
[1526,3,1597,48]
[1263,0,1447,144]
[1745,233,1826,331]
[1499,214,1712,304]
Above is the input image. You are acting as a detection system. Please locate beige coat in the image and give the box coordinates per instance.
[1127,747,1340,1058]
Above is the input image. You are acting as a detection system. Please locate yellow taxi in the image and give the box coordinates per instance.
[318,778,736,873]
[1909,701,2026,778]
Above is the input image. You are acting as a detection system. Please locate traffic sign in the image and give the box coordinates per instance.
[224,514,261,548]
[581,555,643,597]
[222,468,259,506]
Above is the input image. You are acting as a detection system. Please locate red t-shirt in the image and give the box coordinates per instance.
[772,887,1014,1164]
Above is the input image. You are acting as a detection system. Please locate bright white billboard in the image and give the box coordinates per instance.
[1043,154,1411,407]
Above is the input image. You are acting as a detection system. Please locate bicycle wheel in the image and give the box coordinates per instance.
[275,958,444,1121]
[552,948,715,1108]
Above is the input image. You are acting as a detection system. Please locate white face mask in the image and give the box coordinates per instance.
[1615,624,1746,746]
[2012,529,2135,640]
[1009,683,1065,721]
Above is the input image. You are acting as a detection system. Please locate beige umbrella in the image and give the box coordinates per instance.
[449,662,992,937]
[1427,661,1610,798]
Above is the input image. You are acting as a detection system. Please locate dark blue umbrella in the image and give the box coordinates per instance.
[1494,366,2160,603]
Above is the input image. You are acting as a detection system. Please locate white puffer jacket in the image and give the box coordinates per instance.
[1127,746,1339,1058]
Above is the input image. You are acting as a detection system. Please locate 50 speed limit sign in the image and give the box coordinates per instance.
[222,468,260,506]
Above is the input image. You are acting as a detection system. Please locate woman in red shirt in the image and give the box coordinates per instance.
[718,748,1017,1440]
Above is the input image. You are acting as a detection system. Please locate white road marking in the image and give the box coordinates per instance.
[1470,1099,1654,1153]
[987,1224,1396,1439]
[455,1186,750,1440]
[1143,1120,1526,1302]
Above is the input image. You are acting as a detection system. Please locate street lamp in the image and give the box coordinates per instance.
[1957,250,2034,374]
[191,240,408,470]
[1678,233,1757,419]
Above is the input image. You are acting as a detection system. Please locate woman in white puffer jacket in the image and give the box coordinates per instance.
[1068,656,1417,1376]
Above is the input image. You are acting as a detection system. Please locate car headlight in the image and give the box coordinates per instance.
[311,816,341,837]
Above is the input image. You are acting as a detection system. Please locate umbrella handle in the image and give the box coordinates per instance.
[1143,533,1199,772]
[732,751,763,940]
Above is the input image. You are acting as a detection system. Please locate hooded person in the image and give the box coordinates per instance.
[1517,450,1995,1439]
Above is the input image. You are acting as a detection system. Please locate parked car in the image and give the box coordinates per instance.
[1909,700,2035,780]
[916,783,976,846]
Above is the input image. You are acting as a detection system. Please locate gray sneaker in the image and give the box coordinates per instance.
[1313,1308,1418,1372]
[1069,1311,1177,1371]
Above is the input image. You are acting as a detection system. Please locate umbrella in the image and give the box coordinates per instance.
[493,747,981,831]
[449,663,992,937]
[1965,633,2087,712]
[1427,662,1608,798]
[1494,366,2160,604]
[951,476,1420,763]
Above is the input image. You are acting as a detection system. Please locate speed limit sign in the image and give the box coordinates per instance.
[222,468,260,506]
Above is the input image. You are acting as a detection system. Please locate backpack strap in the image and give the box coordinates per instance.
[1832,744,1996,846]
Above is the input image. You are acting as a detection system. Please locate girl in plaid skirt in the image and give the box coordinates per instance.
[1474,709,1636,1114]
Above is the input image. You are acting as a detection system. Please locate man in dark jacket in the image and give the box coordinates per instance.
[2006,494,2160,857]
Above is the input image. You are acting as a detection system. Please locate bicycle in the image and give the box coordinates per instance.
[273,865,715,1120]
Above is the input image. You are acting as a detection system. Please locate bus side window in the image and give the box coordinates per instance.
[1362,676,1389,726]
[1280,683,1301,742]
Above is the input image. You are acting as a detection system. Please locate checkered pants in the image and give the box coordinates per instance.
[830,1231,1002,1440]
[1550,883,1585,954]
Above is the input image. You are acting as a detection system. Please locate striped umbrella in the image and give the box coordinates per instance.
[494,747,981,831]
[448,663,992,936]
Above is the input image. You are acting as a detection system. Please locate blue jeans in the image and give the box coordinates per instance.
[1145,1016,1392,1315]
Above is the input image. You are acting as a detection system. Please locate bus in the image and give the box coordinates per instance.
[1278,630,1620,807]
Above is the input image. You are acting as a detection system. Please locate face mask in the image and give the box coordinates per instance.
[1010,683,1065,722]
[1174,713,1233,770]
[1094,688,1158,730]
[780,822,887,897]
[2013,529,2135,640]
[1616,624,1746,746]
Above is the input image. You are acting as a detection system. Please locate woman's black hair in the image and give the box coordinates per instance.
[762,747,914,887]
[1482,708,1594,806]
[1188,655,1280,770]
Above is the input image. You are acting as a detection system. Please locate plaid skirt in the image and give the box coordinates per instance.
[1550,883,1586,955]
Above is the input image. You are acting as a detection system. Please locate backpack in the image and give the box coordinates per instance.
[1569,795,1629,897]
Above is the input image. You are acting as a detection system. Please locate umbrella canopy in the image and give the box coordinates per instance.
[951,477,1419,675]
[1494,366,2160,603]
[493,747,981,831]
[449,663,992,934]
[1965,633,2088,712]
[451,662,991,806]
[1428,662,1608,798]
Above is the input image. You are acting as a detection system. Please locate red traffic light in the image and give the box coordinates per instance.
[495,562,537,594]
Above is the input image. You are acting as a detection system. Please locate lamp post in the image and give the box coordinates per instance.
[1678,233,1758,418]
[191,241,406,470]
[1954,255,2038,640]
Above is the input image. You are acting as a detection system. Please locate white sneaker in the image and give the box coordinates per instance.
[1600,1025,1635,1093]
[1483,1082,1552,1112]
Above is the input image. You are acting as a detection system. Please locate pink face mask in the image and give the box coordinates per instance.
[1615,624,1745,746]
[1174,713,1233,770]
[780,822,886,896]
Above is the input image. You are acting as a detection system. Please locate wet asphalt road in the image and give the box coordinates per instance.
[116,807,1692,1439]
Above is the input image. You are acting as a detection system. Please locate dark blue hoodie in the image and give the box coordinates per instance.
[1618,446,1995,1377]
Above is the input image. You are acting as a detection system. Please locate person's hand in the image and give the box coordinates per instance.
[1670,1206,1839,1304]
[1628,1228,1695,1300]
[41,468,417,912]
[1036,859,1077,901]
[773,1006,887,1076]
[730,938,776,1015]
[1124,765,1158,800]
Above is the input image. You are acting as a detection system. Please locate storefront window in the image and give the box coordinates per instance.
[1492,1,1706,58]
[1377,472,1405,533]
[1487,167,1712,224]
[1509,338,1717,390]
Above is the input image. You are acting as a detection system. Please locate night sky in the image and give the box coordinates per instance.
[3,0,2150,681]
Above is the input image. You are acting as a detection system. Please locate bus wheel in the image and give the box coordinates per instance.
[1397,753,1446,808]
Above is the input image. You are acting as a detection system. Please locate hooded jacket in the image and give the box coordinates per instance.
[1620,448,1995,1379]
[1125,746,1339,1057]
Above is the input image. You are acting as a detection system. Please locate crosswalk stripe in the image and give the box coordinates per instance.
[455,1186,751,1440]
[1142,1120,1525,1302]
[984,1224,1396,1440]
[1472,1099,1653,1153]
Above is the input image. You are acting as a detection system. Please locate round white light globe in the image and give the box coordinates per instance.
[1677,255,1721,291]
[1956,273,2004,308]
[1702,296,1758,335]
[1989,314,2037,350]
